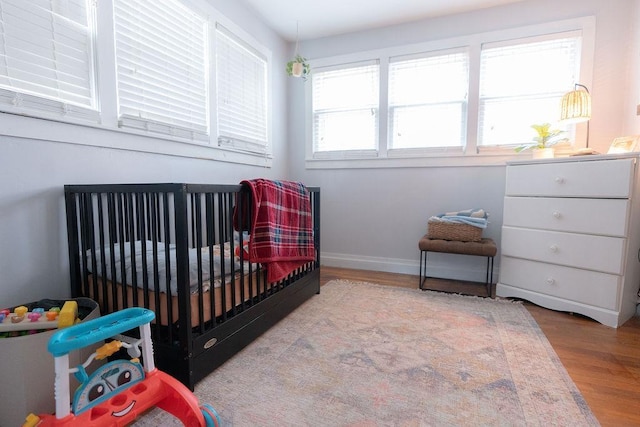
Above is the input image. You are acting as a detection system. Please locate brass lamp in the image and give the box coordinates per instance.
[560,83,591,147]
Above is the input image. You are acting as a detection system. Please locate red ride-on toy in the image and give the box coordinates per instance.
[23,307,220,426]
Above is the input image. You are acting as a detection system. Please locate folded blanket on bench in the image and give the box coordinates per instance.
[430,208,488,229]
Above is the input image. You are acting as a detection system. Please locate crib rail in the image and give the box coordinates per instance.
[64,183,321,369]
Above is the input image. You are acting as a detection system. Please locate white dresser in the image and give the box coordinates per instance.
[497,154,640,327]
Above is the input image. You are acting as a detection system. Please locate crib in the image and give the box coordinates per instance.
[64,183,320,390]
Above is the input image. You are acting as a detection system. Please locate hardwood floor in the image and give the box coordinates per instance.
[320,266,640,427]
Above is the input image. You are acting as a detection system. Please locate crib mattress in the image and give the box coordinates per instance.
[85,240,264,327]
[86,271,266,328]
[86,240,245,295]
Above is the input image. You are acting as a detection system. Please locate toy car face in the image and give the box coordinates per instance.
[73,359,144,415]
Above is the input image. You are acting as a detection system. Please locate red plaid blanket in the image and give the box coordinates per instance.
[234,179,315,282]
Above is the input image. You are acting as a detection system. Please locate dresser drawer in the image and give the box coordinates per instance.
[505,158,634,197]
[499,257,620,310]
[501,226,625,274]
[503,197,629,236]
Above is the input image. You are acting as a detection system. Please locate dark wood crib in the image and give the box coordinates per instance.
[64,183,320,390]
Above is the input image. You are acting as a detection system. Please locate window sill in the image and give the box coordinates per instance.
[0,112,272,168]
[306,152,526,169]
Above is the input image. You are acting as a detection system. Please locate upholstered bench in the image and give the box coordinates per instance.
[418,235,497,297]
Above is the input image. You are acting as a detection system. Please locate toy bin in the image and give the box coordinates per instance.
[0,298,100,427]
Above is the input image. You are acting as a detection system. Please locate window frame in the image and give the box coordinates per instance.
[0,0,99,123]
[387,47,470,156]
[305,17,595,169]
[311,59,381,158]
[113,0,210,141]
[215,23,270,155]
[0,0,273,168]
[477,32,583,151]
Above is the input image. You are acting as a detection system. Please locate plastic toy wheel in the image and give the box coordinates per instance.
[200,403,221,427]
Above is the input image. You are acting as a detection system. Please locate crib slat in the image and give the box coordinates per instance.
[162,192,175,343]
[193,193,205,332]
[205,192,217,324]
[217,192,227,323]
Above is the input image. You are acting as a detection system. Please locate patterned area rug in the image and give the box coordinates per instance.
[135,280,599,426]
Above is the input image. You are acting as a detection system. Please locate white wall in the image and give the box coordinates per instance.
[624,0,640,135]
[1,0,637,307]
[288,0,637,280]
[0,0,289,308]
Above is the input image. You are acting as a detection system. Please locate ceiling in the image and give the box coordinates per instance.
[240,0,526,41]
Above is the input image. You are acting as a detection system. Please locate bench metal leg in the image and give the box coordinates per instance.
[419,250,427,290]
[419,250,494,298]
[486,256,494,297]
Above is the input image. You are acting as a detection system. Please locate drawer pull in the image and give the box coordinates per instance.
[555,177,565,184]
[552,211,562,219]
[546,278,555,285]
[549,244,559,253]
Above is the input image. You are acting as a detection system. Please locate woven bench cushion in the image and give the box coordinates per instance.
[419,235,497,257]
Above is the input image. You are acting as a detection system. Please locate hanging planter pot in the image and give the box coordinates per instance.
[286,54,311,80]
[292,62,303,77]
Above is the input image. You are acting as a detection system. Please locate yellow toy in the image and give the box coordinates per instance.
[0,301,78,333]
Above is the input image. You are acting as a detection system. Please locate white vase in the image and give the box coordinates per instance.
[292,62,303,77]
[532,147,554,159]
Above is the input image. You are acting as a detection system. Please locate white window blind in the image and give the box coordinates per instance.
[312,61,379,154]
[479,33,581,147]
[114,0,209,141]
[388,50,468,150]
[216,25,268,154]
[0,0,98,122]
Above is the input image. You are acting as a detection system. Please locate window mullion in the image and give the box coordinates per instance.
[466,43,480,155]
[378,56,389,157]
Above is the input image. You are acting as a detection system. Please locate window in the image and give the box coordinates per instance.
[478,33,581,147]
[0,0,98,122]
[307,18,593,167]
[388,50,468,151]
[0,0,273,166]
[216,24,268,154]
[312,61,379,155]
[114,0,209,141]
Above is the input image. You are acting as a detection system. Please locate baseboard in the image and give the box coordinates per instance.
[321,251,500,283]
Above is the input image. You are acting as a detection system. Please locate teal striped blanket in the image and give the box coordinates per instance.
[429,208,488,229]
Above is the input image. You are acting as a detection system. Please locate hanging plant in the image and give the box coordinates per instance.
[286,54,311,80]
[286,21,311,81]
